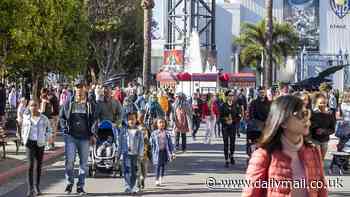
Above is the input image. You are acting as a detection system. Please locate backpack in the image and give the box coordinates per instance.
[42,102,53,118]
[50,95,59,116]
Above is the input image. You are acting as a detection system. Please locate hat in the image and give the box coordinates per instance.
[74,78,86,86]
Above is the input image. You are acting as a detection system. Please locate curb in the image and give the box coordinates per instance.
[0,147,65,185]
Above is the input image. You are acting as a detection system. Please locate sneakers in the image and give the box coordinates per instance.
[26,190,35,197]
[155,180,160,186]
[65,184,73,194]
[124,188,131,193]
[140,179,145,189]
[77,187,87,195]
[45,144,54,151]
[225,161,229,168]
[35,186,42,196]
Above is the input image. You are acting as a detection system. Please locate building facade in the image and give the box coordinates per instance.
[152,0,350,90]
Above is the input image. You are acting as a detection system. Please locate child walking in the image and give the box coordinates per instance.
[150,118,176,186]
[137,111,151,190]
[119,112,144,194]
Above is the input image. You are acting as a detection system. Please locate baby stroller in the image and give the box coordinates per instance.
[329,120,350,175]
[89,120,121,177]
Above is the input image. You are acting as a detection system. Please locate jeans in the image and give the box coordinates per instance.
[155,150,167,179]
[205,116,216,143]
[215,119,221,137]
[138,159,148,185]
[192,115,201,138]
[64,134,89,188]
[176,132,187,151]
[222,123,236,161]
[26,140,44,191]
[123,154,138,191]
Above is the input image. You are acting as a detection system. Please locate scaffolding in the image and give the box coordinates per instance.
[166,0,216,66]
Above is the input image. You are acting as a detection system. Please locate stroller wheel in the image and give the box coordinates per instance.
[88,167,92,177]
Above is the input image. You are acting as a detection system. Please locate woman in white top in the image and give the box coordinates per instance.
[17,97,28,143]
[22,100,52,197]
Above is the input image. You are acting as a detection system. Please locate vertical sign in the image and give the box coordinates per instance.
[283,0,320,51]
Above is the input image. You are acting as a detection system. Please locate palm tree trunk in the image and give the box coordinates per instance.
[264,0,273,88]
[142,0,154,91]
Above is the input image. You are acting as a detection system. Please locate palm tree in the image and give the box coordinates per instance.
[265,0,273,87]
[235,20,299,86]
[141,0,155,91]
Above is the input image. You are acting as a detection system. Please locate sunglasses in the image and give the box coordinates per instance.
[228,94,234,97]
[292,109,311,120]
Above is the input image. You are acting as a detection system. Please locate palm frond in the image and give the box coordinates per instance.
[236,19,299,70]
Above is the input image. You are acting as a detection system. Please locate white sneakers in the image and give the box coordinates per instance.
[155,177,163,186]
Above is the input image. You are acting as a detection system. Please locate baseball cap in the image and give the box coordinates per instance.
[74,78,86,87]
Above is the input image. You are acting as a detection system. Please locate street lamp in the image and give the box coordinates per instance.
[300,46,306,80]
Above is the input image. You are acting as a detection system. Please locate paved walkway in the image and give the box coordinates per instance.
[0,126,350,196]
[0,134,65,185]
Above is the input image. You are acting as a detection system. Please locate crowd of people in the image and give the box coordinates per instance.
[6,77,348,196]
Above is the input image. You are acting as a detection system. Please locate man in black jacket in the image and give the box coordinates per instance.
[220,90,241,167]
[59,78,96,195]
[247,87,271,137]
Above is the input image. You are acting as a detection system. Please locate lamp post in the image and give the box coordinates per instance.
[343,49,349,89]
[300,46,306,80]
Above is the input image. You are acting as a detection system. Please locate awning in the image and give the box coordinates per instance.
[156,72,178,82]
[176,72,191,81]
[229,72,256,82]
[191,73,218,81]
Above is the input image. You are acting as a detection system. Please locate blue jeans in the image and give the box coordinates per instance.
[155,150,167,179]
[123,154,138,191]
[64,134,89,188]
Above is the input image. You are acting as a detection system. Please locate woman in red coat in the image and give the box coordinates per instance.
[242,95,327,197]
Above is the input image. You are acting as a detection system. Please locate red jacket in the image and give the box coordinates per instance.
[211,100,220,118]
[242,145,327,197]
[201,102,210,118]
[114,89,125,104]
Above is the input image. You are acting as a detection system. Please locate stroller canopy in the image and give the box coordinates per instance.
[99,120,113,130]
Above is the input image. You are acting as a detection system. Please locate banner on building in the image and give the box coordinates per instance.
[160,50,184,72]
[283,0,320,51]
